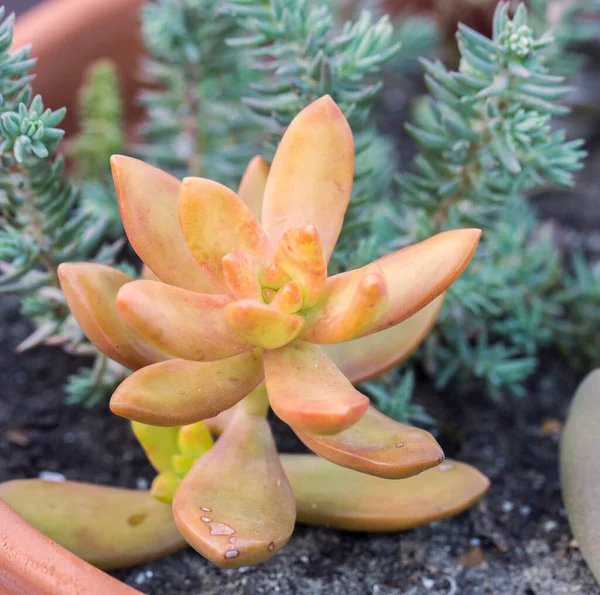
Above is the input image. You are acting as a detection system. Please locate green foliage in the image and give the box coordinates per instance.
[396,2,591,402]
[71,60,124,239]
[136,0,259,185]
[528,0,600,75]
[225,0,401,271]
[0,8,125,406]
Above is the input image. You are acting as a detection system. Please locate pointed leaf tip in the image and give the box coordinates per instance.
[295,406,444,479]
[58,263,165,370]
[110,155,215,294]
[238,156,270,222]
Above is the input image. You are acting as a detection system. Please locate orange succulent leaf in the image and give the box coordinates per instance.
[324,295,445,384]
[282,455,490,532]
[224,299,305,349]
[263,341,369,435]
[274,226,327,308]
[173,411,296,568]
[237,155,270,221]
[110,351,264,426]
[179,177,272,292]
[261,95,354,263]
[116,280,252,361]
[304,229,480,342]
[131,422,180,473]
[269,280,303,314]
[294,406,444,479]
[221,251,264,300]
[57,263,165,370]
[301,263,389,344]
[0,480,185,571]
[110,155,215,294]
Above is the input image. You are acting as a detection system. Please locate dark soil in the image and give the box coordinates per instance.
[1,292,599,595]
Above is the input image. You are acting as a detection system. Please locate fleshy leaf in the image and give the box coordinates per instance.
[238,155,269,221]
[224,299,305,349]
[269,281,303,314]
[58,263,165,370]
[111,155,215,294]
[222,251,264,300]
[173,411,296,568]
[282,455,490,531]
[263,341,369,435]
[261,96,354,263]
[274,226,327,308]
[179,177,272,292]
[0,480,185,571]
[294,406,444,479]
[131,422,179,473]
[300,264,388,343]
[116,280,251,361]
[324,295,445,383]
[151,471,181,504]
[560,369,600,583]
[0,499,141,594]
[110,352,264,426]
[305,230,480,340]
[178,422,214,457]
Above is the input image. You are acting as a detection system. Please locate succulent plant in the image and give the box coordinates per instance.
[561,369,600,585]
[1,96,489,570]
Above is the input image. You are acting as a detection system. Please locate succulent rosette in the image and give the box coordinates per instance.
[40,96,488,568]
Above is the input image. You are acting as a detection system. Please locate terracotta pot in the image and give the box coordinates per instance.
[0,499,141,595]
[13,0,145,134]
[382,0,497,38]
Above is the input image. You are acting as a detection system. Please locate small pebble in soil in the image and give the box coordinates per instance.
[501,500,514,513]
[136,477,149,490]
[421,577,435,589]
[520,505,532,516]
[543,520,558,532]
[63,432,75,444]
[38,471,65,482]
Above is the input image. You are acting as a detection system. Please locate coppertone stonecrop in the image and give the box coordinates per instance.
[8,96,490,569]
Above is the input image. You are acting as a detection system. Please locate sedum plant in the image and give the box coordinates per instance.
[395,2,589,402]
[560,369,600,585]
[0,97,489,569]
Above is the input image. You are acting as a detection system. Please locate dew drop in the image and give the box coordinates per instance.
[438,463,454,472]
[201,507,211,512]
[180,390,185,395]
[201,516,211,523]
[395,442,405,448]
[225,550,239,559]
[268,542,275,551]
[229,537,236,544]
[276,480,281,487]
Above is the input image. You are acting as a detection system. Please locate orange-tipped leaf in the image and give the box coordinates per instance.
[261,96,354,263]
[173,411,296,568]
[116,280,251,361]
[294,406,444,479]
[110,352,264,426]
[282,455,490,532]
[111,155,215,293]
[58,263,165,370]
[263,341,369,435]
